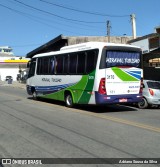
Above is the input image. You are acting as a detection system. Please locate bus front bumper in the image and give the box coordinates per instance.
[26,85,32,95]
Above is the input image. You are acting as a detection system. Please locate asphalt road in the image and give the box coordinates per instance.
[0,86,160,167]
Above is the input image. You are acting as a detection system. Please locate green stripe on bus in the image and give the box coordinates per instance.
[112,67,138,81]
[67,75,88,103]
[43,75,89,103]
[43,70,95,104]
[78,70,95,104]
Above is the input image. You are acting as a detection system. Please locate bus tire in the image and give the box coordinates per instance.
[138,97,148,109]
[32,91,37,100]
[65,93,74,108]
[31,88,37,100]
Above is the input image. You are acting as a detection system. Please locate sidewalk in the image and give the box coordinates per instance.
[0,81,26,89]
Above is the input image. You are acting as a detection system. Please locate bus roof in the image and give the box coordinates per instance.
[33,42,141,58]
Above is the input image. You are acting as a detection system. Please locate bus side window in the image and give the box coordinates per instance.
[77,52,86,74]
[86,50,98,73]
[40,58,45,74]
[69,53,78,74]
[64,54,69,74]
[37,58,41,75]
[49,57,55,74]
[55,55,64,74]
[43,57,49,74]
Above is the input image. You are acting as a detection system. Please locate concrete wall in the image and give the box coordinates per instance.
[67,36,133,45]
[0,68,19,81]
[130,38,149,54]
[0,56,30,81]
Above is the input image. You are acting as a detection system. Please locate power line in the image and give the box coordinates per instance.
[39,0,129,18]
[13,0,104,24]
[0,3,28,17]
[7,0,104,28]
[0,2,105,36]
[1,2,103,32]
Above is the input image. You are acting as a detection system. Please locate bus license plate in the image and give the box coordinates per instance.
[119,98,128,102]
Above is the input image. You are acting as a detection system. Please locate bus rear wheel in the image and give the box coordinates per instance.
[65,93,74,108]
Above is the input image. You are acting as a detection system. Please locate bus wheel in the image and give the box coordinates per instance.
[32,91,37,100]
[138,97,148,109]
[65,93,74,108]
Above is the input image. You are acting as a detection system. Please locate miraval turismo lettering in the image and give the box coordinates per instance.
[42,78,50,82]
[106,58,140,64]
[42,78,62,82]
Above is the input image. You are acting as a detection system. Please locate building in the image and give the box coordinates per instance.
[0,46,13,55]
[0,47,30,81]
[128,26,160,81]
[26,35,133,58]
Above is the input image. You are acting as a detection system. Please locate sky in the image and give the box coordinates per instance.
[0,0,160,56]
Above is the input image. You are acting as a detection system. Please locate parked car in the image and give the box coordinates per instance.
[5,76,13,81]
[138,80,160,109]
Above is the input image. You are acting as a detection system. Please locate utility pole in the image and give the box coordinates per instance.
[107,20,111,42]
[130,14,136,39]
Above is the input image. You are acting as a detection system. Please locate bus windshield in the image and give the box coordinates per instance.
[106,51,141,68]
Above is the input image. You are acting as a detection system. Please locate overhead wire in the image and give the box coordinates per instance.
[7,0,101,28]
[7,0,104,28]
[0,0,131,46]
[13,0,104,24]
[39,0,130,18]
[7,0,130,36]
[0,2,102,35]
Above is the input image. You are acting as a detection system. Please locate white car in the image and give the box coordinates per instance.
[138,80,160,109]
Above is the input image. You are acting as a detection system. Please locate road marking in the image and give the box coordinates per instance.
[73,110,160,133]
[31,99,160,133]
[1,91,160,133]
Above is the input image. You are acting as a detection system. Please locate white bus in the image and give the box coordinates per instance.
[27,42,143,107]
